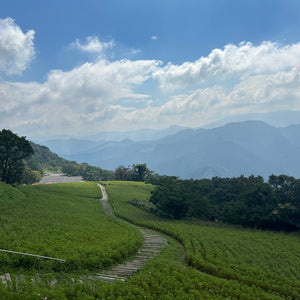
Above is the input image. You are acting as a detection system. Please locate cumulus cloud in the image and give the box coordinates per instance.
[153,68,300,126]
[0,17,35,75]
[71,36,114,54]
[1,40,300,137]
[0,58,161,137]
[153,41,300,90]
[46,59,161,106]
[107,66,300,130]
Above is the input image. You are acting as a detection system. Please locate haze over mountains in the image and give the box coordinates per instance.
[42,112,300,179]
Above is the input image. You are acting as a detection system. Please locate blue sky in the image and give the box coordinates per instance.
[1,0,300,139]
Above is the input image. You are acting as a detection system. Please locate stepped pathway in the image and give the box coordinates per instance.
[0,183,167,287]
[92,184,167,283]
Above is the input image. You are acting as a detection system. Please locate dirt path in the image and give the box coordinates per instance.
[97,183,112,216]
[94,184,167,283]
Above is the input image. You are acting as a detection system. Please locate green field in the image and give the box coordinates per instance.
[0,182,142,272]
[106,181,300,299]
[0,181,299,299]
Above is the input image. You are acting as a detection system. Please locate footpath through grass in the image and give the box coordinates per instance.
[106,181,300,299]
[1,180,300,299]
[0,182,142,273]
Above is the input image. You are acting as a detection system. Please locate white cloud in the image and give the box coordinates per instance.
[105,66,300,130]
[0,58,162,137]
[1,40,300,138]
[0,17,35,75]
[46,59,161,106]
[153,41,300,90]
[71,36,114,54]
[151,36,158,40]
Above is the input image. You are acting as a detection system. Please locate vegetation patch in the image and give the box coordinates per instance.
[0,182,142,273]
[106,181,300,299]
[1,180,299,299]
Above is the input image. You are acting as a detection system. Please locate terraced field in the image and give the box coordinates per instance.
[94,184,167,283]
[106,181,300,299]
[0,180,299,299]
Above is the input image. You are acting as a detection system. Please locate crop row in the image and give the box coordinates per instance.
[1,181,299,299]
[0,182,142,272]
[105,181,300,299]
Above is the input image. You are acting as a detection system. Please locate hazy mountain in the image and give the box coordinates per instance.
[42,120,300,179]
[87,125,188,141]
[204,110,300,128]
[44,139,99,156]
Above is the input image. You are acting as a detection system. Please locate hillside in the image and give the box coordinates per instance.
[44,121,300,179]
[1,181,299,299]
[25,142,71,174]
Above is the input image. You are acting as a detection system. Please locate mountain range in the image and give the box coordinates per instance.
[42,120,300,179]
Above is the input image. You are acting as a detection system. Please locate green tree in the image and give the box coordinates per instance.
[0,129,34,184]
[21,166,42,184]
[150,176,189,219]
[114,165,132,180]
[132,163,151,182]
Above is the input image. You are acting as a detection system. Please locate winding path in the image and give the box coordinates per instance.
[93,184,167,283]
[1,181,168,287]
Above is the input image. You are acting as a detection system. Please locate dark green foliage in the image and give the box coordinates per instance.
[21,167,42,184]
[62,163,114,181]
[114,163,153,182]
[26,142,70,174]
[82,165,114,181]
[150,175,300,231]
[0,129,34,184]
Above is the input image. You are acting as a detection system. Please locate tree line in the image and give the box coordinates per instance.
[149,175,300,231]
[62,162,152,182]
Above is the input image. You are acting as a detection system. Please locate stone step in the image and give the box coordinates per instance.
[143,242,167,246]
[103,270,137,276]
[91,274,126,283]
[111,265,139,270]
[139,248,161,252]
[124,262,144,267]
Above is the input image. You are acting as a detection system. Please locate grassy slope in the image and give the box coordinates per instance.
[0,182,142,272]
[105,181,300,299]
[0,180,299,299]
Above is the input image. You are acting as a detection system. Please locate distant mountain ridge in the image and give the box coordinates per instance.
[204,110,300,128]
[42,120,300,179]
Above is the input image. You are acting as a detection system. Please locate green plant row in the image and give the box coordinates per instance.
[0,182,142,272]
[105,181,300,299]
[1,180,299,299]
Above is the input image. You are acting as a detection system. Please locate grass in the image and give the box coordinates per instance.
[105,180,300,299]
[0,182,142,273]
[1,180,299,299]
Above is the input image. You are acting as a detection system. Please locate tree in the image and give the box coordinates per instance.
[132,163,151,182]
[0,129,34,184]
[150,176,189,219]
[21,166,42,184]
[114,165,132,181]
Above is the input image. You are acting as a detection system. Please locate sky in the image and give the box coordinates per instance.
[1,0,300,140]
